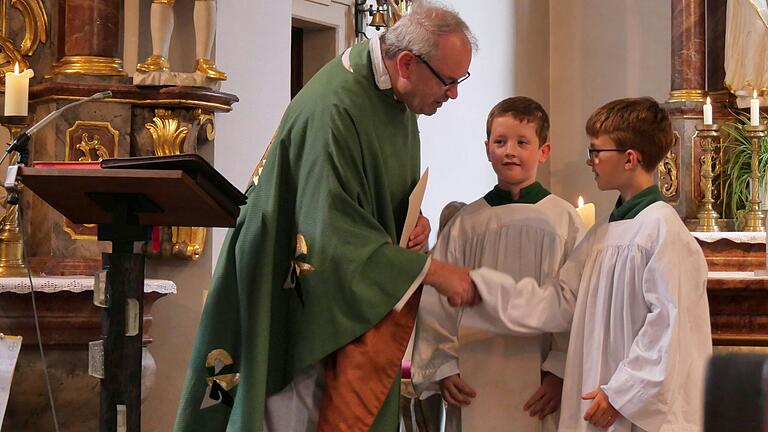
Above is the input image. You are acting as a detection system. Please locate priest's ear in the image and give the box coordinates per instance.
[396,51,418,80]
[537,142,551,164]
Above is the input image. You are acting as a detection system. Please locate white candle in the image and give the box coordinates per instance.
[4,63,33,116]
[576,196,595,230]
[751,89,760,126]
[703,96,712,125]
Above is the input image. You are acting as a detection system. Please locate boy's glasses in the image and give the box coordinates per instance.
[586,148,626,161]
[414,54,471,87]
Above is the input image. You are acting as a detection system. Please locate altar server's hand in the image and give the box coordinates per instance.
[425,260,481,307]
[439,374,476,407]
[524,372,563,419]
[407,214,430,252]
[582,388,620,429]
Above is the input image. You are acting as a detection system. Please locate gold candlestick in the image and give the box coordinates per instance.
[0,115,33,276]
[694,123,722,232]
[743,124,767,232]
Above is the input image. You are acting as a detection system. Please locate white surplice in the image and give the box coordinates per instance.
[411,194,585,431]
[464,201,712,432]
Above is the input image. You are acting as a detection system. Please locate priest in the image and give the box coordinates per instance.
[174,2,478,431]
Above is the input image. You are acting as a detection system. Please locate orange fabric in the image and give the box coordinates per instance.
[318,287,423,432]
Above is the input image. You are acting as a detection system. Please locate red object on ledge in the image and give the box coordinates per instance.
[32,161,101,169]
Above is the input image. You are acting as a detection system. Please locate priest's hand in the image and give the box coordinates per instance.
[582,388,620,429]
[424,259,481,307]
[439,373,476,407]
[407,214,430,252]
[524,371,563,420]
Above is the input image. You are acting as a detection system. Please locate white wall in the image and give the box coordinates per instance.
[419,0,550,244]
[548,0,671,219]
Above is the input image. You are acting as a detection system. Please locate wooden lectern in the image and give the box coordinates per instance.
[19,155,246,432]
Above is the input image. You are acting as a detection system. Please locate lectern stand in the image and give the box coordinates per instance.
[19,155,246,432]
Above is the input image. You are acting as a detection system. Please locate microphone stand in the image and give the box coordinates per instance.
[0,114,34,276]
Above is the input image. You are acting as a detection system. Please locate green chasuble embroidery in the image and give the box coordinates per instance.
[609,185,664,222]
[483,182,551,206]
[174,40,428,432]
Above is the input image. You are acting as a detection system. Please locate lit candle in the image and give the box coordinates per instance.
[751,89,760,126]
[703,96,712,125]
[576,195,595,230]
[4,63,33,116]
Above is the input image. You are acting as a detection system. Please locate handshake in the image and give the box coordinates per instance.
[407,214,479,307]
[424,259,481,307]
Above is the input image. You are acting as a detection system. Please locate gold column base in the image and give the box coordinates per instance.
[667,89,706,103]
[51,55,127,76]
[694,124,722,232]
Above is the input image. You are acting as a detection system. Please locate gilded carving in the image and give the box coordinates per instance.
[171,226,206,261]
[75,133,109,162]
[194,108,215,141]
[658,131,680,199]
[63,121,120,240]
[0,0,47,79]
[146,108,189,156]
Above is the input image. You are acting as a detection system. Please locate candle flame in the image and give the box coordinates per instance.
[13,62,18,74]
[755,89,759,99]
[578,196,584,208]
[706,96,711,105]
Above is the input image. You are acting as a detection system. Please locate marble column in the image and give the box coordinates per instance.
[706,0,729,102]
[52,0,126,76]
[668,0,706,102]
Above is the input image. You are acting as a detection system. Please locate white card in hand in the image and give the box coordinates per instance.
[0,334,22,425]
[399,168,429,248]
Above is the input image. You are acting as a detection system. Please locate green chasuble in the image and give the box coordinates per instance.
[609,185,664,222]
[483,182,551,206]
[174,40,428,431]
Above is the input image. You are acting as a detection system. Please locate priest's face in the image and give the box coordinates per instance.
[485,116,550,192]
[400,33,472,115]
[586,134,629,190]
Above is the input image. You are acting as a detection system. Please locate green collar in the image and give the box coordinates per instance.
[609,185,663,222]
[483,182,551,207]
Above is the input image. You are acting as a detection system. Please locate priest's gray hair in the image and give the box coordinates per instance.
[380,1,477,61]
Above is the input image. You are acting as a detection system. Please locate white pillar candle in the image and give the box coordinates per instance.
[4,63,34,116]
[751,89,761,126]
[576,196,595,230]
[703,96,713,125]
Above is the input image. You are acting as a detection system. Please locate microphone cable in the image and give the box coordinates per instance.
[11,169,61,432]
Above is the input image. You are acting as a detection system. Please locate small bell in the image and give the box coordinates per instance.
[370,9,387,30]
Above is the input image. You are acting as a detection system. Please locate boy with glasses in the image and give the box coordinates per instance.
[462,97,712,431]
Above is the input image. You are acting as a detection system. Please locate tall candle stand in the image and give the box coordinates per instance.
[694,123,722,232]
[743,124,767,232]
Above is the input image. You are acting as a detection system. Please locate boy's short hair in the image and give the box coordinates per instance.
[585,97,673,171]
[486,96,549,146]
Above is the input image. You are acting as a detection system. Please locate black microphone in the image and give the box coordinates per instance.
[2,90,112,204]
[5,90,113,165]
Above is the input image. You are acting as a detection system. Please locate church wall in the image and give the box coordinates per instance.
[548,0,671,220]
[139,0,291,430]
[419,0,551,246]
